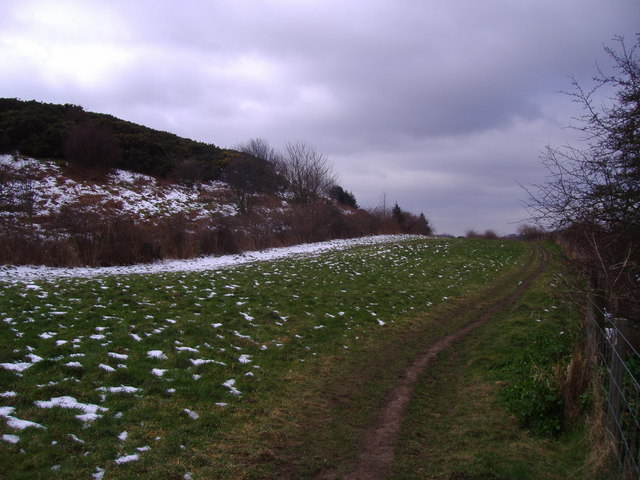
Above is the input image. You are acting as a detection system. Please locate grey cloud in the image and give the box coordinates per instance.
[1,0,638,235]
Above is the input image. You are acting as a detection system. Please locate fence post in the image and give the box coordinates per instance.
[588,271,607,361]
[586,293,597,358]
[607,318,629,451]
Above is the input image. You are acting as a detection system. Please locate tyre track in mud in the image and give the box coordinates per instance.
[320,244,549,480]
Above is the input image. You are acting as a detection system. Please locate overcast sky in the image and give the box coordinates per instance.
[1,0,638,235]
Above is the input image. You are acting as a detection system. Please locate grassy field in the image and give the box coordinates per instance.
[0,237,597,479]
[390,244,598,479]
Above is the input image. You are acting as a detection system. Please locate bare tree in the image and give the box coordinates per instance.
[516,224,548,242]
[282,141,337,205]
[523,35,639,318]
[235,138,282,165]
[221,154,281,214]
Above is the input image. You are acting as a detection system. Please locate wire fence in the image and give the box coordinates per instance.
[586,294,640,477]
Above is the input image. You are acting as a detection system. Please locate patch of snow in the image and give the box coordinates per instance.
[190,358,225,366]
[69,433,85,443]
[108,352,129,360]
[2,434,20,444]
[8,417,45,430]
[222,379,242,396]
[76,413,101,423]
[96,386,141,394]
[115,453,140,464]
[1,361,35,373]
[147,350,168,359]
[0,407,46,430]
[34,396,108,419]
[176,346,199,353]
[63,361,83,368]
[183,409,199,420]
[92,467,106,480]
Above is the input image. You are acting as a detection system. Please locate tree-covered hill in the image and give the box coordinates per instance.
[0,98,241,179]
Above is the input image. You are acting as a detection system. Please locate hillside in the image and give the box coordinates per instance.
[0,154,357,266]
[0,98,236,179]
[1,153,434,267]
[0,100,433,267]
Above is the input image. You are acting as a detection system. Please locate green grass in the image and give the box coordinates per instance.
[0,237,559,479]
[390,245,614,480]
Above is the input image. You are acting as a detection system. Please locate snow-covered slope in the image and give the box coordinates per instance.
[0,155,237,223]
[0,155,393,268]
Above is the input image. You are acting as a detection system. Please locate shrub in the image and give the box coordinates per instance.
[501,368,564,437]
[499,319,580,438]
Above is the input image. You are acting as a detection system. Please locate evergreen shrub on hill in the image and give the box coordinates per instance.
[0,98,230,179]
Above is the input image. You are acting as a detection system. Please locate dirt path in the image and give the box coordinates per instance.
[322,244,549,480]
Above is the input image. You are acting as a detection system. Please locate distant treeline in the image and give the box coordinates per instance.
[0,98,240,179]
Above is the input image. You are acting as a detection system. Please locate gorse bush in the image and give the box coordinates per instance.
[0,98,230,179]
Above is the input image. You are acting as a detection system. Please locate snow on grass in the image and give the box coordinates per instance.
[0,235,528,478]
[114,453,140,464]
[2,434,20,444]
[190,358,226,366]
[147,350,168,360]
[63,361,83,368]
[183,409,199,420]
[0,362,34,373]
[222,379,242,396]
[69,434,85,444]
[0,406,46,430]
[107,352,129,360]
[0,234,423,283]
[34,396,107,423]
[96,386,141,394]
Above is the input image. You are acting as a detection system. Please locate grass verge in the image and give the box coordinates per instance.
[390,244,617,480]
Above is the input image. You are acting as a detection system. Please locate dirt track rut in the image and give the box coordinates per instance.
[320,244,549,480]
